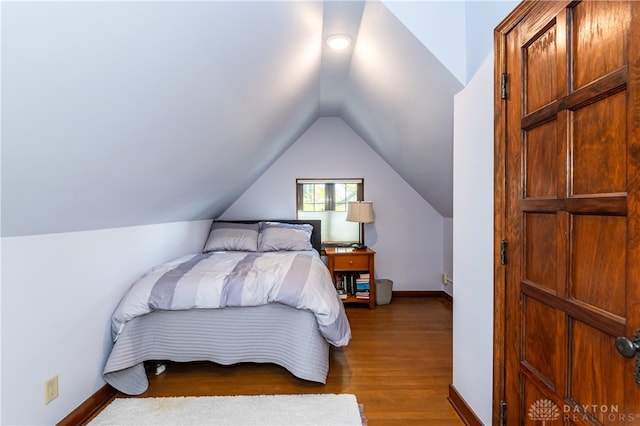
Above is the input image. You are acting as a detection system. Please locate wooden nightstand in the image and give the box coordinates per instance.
[325,247,375,309]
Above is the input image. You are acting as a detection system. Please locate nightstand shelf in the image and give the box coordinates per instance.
[325,247,375,309]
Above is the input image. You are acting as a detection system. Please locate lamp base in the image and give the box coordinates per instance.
[351,243,367,250]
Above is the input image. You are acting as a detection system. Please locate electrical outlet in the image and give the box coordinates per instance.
[44,375,58,405]
[442,273,449,284]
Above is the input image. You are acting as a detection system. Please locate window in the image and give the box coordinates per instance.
[296,178,363,245]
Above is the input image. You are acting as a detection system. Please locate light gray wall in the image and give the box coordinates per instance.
[222,117,446,291]
[465,1,509,82]
[1,221,211,425]
[453,53,495,425]
[383,0,466,84]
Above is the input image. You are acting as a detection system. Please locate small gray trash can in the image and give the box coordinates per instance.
[375,279,393,305]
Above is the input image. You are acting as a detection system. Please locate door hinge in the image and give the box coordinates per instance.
[499,400,507,426]
[500,240,508,265]
[501,73,508,99]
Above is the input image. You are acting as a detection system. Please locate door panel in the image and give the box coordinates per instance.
[496,1,640,424]
[525,121,558,198]
[572,92,627,195]
[524,379,563,423]
[525,24,559,113]
[523,296,564,390]
[571,215,626,317]
[570,321,627,424]
[572,1,629,90]
[524,213,558,293]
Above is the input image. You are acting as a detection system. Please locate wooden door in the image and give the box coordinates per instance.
[494,1,640,424]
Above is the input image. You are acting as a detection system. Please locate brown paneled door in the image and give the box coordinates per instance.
[495,1,640,425]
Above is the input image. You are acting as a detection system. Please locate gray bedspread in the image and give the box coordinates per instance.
[104,249,350,395]
[104,304,331,395]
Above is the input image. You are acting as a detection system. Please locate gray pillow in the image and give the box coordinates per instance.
[258,222,313,252]
[203,222,260,252]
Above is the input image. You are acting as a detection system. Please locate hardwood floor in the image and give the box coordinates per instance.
[111,297,462,425]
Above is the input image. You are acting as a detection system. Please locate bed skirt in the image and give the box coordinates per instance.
[103,303,330,395]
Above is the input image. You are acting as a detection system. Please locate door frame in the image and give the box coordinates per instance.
[492,2,536,424]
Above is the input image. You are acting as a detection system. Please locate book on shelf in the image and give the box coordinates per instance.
[355,291,370,299]
[335,273,345,291]
[356,274,370,292]
[345,274,357,295]
[356,282,370,291]
[333,272,371,296]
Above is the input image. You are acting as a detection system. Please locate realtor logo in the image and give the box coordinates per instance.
[528,399,561,424]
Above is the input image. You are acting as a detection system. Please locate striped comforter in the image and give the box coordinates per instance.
[111,250,351,346]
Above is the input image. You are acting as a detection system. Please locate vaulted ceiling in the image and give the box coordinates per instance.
[1,0,463,237]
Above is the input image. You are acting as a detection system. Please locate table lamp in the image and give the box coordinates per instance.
[346,201,374,250]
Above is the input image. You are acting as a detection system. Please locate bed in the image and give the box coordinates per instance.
[103,219,351,395]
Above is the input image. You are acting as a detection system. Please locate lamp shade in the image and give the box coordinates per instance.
[346,201,374,224]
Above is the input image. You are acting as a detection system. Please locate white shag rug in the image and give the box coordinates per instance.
[88,394,365,426]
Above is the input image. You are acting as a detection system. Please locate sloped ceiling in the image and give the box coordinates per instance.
[1,0,462,237]
[342,1,461,218]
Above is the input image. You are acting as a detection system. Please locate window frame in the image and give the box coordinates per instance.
[296,178,364,247]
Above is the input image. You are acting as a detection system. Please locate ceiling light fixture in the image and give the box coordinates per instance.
[326,34,352,50]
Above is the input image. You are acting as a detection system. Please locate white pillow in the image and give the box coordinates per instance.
[258,222,313,252]
[203,222,259,252]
